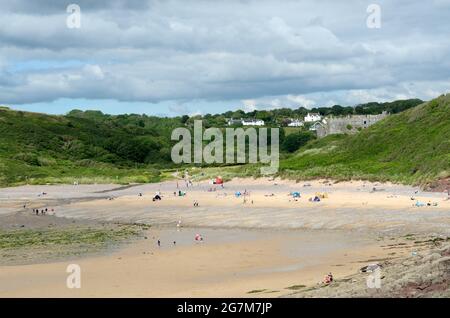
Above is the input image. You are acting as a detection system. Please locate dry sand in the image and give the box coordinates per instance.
[48,178,450,234]
[0,178,449,297]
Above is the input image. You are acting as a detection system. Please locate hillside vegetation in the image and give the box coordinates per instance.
[0,96,447,187]
[280,94,450,185]
[0,108,182,186]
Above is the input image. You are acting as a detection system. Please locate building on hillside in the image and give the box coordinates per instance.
[309,121,325,131]
[226,118,265,126]
[315,111,389,138]
[304,113,322,122]
[241,119,265,126]
[287,119,304,127]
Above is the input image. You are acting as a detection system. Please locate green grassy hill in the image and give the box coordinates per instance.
[0,108,182,186]
[280,94,450,186]
[0,95,448,187]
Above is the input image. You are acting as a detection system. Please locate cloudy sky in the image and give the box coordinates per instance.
[1,0,449,116]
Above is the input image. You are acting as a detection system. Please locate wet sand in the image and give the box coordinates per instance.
[0,178,449,297]
[0,226,406,297]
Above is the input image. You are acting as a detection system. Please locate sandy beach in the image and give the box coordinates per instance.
[1,178,449,297]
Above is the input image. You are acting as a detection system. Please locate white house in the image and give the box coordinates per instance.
[304,113,322,122]
[287,119,304,127]
[241,119,264,126]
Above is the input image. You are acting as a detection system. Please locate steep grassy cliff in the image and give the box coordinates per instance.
[280,94,450,185]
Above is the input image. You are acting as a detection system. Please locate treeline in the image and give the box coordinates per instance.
[62,98,423,160]
[0,96,434,186]
[65,110,183,165]
[1,98,423,165]
[182,98,423,127]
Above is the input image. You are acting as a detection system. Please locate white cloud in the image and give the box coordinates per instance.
[83,65,105,79]
[286,95,316,108]
[242,99,257,112]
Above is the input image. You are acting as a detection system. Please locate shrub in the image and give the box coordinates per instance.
[13,153,40,166]
[282,131,316,153]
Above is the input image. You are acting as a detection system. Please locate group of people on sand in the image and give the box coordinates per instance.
[175,190,186,197]
[413,200,438,207]
[309,196,321,202]
[157,239,177,247]
[32,207,53,216]
[155,227,204,250]
[410,192,441,207]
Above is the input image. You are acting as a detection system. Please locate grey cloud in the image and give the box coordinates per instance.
[0,0,449,106]
[0,0,150,14]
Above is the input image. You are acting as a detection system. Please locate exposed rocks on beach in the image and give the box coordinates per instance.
[287,240,450,298]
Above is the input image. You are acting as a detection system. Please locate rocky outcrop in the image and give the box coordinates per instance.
[287,242,450,298]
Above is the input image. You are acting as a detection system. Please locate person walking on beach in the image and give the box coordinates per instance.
[157,239,161,247]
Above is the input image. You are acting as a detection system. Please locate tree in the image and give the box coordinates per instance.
[255,110,272,122]
[330,105,346,116]
[180,115,189,124]
[282,131,315,153]
[231,110,245,119]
